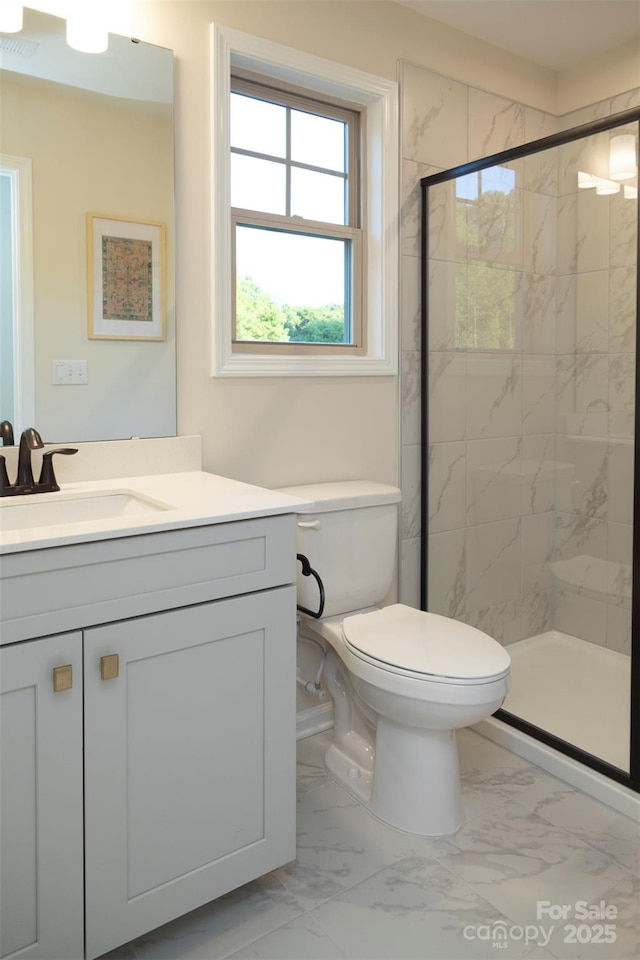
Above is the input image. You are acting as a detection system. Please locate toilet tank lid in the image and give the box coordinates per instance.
[275,481,401,513]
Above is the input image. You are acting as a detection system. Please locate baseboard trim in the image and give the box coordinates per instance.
[296,701,334,741]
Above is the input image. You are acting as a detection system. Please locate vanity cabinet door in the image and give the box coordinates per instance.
[83,587,296,960]
[0,633,84,960]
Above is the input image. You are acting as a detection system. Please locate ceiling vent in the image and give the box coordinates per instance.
[0,36,38,57]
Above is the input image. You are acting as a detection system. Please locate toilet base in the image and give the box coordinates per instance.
[325,717,462,836]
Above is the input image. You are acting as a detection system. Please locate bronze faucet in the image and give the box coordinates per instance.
[0,428,77,497]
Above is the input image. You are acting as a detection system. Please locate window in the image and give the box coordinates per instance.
[211,24,398,377]
[231,77,363,353]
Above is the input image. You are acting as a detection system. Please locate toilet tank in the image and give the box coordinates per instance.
[276,481,402,617]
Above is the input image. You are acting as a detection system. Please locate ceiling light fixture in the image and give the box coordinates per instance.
[0,1,23,33]
[66,2,108,54]
[609,134,637,182]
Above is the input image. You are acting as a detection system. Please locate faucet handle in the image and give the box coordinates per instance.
[38,448,78,491]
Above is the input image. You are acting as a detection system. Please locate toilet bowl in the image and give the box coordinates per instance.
[278,481,511,837]
[304,605,509,835]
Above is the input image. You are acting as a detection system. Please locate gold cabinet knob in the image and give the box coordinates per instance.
[53,664,73,693]
[100,654,119,681]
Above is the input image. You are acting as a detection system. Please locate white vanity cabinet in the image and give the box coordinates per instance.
[0,632,84,960]
[84,589,294,958]
[0,513,297,960]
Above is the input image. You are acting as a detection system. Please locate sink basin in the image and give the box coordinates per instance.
[0,490,173,532]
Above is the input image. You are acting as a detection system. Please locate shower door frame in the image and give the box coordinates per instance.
[420,107,640,793]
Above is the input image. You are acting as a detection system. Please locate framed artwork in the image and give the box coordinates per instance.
[87,213,166,340]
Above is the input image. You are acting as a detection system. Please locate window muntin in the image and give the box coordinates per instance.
[230,76,362,352]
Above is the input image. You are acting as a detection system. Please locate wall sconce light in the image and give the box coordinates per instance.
[624,184,638,200]
[66,16,108,53]
[0,1,24,33]
[0,2,114,53]
[65,2,108,53]
[609,134,637,181]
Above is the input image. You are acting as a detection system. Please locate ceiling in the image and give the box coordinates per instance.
[397,0,640,71]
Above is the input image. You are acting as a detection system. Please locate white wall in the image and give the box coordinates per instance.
[558,39,640,116]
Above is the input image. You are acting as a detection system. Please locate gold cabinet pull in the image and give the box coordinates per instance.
[53,664,73,693]
[100,654,119,681]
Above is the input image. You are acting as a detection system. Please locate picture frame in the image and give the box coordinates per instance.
[87,213,166,340]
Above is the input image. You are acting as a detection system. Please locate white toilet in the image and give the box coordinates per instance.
[278,480,511,837]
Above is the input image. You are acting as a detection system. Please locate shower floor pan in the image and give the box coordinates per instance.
[502,631,630,772]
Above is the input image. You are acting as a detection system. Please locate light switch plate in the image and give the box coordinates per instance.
[52,360,88,385]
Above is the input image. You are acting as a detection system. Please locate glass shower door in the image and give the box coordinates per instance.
[423,113,639,781]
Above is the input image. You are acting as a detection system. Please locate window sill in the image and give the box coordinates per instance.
[216,350,397,378]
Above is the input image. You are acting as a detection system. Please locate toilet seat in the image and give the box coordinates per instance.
[342,604,510,685]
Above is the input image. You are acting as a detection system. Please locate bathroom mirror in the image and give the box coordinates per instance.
[0,7,176,442]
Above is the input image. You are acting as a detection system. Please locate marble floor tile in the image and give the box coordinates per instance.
[459,772,514,824]
[544,872,640,959]
[456,733,555,823]
[471,764,552,797]
[458,766,550,827]
[439,799,632,929]
[514,775,640,878]
[296,731,333,797]
[275,779,456,911]
[457,728,539,775]
[226,914,347,959]
[310,856,531,958]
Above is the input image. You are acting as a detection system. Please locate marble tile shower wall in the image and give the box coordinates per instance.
[552,118,637,654]
[398,61,639,655]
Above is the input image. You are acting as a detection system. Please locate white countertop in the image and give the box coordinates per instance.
[0,471,311,554]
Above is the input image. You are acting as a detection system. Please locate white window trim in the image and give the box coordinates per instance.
[210,23,399,377]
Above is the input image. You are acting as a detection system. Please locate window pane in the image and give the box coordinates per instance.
[291,109,346,172]
[235,225,348,343]
[231,154,286,215]
[230,92,286,158]
[291,168,346,225]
